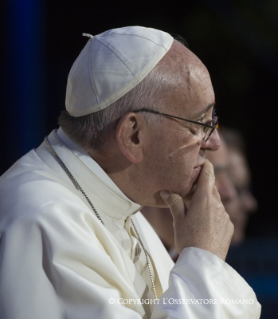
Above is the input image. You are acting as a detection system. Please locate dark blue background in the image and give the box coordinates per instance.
[1,1,278,316]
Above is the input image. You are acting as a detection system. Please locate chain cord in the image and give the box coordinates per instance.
[44,137,104,224]
[44,137,157,299]
[131,220,158,299]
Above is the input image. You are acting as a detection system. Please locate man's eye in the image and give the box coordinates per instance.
[203,120,212,126]
[203,126,210,134]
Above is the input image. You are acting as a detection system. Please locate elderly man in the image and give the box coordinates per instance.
[0,26,260,318]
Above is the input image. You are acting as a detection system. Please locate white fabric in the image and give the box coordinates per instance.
[65,26,173,116]
[0,129,261,319]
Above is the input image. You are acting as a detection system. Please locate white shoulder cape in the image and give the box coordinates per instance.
[0,129,261,318]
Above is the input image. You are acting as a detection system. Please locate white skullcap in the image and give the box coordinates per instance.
[65,26,173,117]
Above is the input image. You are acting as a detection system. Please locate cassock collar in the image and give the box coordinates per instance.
[48,128,142,222]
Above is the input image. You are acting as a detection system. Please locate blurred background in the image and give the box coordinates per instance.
[1,0,278,317]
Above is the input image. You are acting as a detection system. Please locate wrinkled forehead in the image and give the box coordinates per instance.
[169,41,210,86]
[158,43,215,118]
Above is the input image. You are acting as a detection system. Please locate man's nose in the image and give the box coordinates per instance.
[202,129,221,151]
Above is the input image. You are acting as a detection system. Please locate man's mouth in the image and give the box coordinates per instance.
[187,165,203,196]
[193,160,205,171]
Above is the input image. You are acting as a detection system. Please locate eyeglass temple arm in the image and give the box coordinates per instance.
[133,108,215,129]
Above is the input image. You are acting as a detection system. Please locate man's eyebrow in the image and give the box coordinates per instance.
[194,103,215,118]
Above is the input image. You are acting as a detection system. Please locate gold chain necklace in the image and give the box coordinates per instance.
[44,137,157,299]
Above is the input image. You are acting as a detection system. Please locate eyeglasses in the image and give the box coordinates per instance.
[133,108,219,142]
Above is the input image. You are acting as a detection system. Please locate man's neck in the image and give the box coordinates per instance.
[88,148,140,203]
[141,207,175,249]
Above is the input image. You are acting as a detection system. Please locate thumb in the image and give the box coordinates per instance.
[160,190,187,220]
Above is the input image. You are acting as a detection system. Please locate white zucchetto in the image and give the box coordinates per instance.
[65,26,173,117]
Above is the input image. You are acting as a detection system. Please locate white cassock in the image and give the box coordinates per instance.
[0,128,261,319]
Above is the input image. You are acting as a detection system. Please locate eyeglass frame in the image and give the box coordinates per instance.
[133,107,218,142]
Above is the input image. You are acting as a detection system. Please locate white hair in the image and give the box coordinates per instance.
[59,64,174,150]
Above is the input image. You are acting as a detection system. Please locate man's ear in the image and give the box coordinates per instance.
[116,113,145,163]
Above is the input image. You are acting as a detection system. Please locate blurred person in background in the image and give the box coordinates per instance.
[221,128,258,246]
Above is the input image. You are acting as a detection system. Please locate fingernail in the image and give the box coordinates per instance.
[160,190,170,200]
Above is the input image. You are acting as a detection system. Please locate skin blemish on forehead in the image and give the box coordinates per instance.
[186,68,191,91]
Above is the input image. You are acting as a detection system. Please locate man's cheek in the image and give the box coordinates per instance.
[168,140,201,160]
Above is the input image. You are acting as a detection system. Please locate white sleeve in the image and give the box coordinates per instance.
[0,214,144,319]
[0,200,260,319]
[151,247,261,319]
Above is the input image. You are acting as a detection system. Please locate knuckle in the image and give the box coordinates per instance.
[204,168,215,180]
[203,171,215,186]
[167,195,182,207]
[206,159,214,170]
[205,160,214,173]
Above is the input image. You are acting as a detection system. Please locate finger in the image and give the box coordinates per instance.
[193,160,215,196]
[160,191,186,220]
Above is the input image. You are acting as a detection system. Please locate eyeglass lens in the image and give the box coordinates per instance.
[204,116,218,142]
